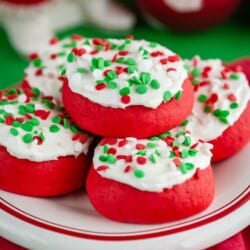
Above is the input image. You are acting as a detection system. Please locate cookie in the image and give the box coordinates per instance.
[87,129,214,224]
[184,56,250,162]
[0,84,93,196]
[62,37,194,138]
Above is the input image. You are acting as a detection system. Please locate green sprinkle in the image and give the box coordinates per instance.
[70,124,79,133]
[0,118,4,123]
[107,154,116,164]
[63,118,69,129]
[61,67,66,76]
[128,77,141,86]
[169,151,175,158]
[99,155,107,162]
[57,51,66,57]
[22,134,33,143]
[40,132,45,142]
[134,169,145,178]
[52,116,61,124]
[147,142,156,148]
[219,116,229,124]
[12,121,21,127]
[155,149,161,156]
[119,87,130,96]
[149,153,157,163]
[188,149,198,156]
[107,81,118,89]
[25,104,35,113]
[136,85,148,94]
[191,68,201,77]
[106,71,117,80]
[230,102,238,109]
[67,52,75,63]
[149,42,157,48]
[175,90,182,100]
[140,72,151,85]
[21,121,33,132]
[104,60,112,67]
[163,91,172,101]
[213,109,221,117]
[220,110,230,117]
[204,105,211,113]
[182,150,189,159]
[30,118,40,126]
[198,94,207,102]
[10,128,19,136]
[97,58,105,69]
[127,66,137,74]
[42,99,54,109]
[77,68,88,74]
[103,144,108,153]
[179,163,188,174]
[230,73,240,80]
[50,124,60,133]
[159,131,171,139]
[18,105,27,115]
[150,79,160,89]
[125,58,136,65]
[183,136,191,147]
[181,120,189,126]
[150,136,160,141]
[137,150,146,156]
[32,88,40,98]
[33,58,42,68]
[95,45,104,51]
[186,162,195,170]
[116,57,126,64]
[192,79,201,85]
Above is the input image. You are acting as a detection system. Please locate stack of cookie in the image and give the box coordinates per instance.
[0,35,249,224]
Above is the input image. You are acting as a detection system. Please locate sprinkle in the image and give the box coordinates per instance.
[124,165,132,173]
[22,134,33,143]
[137,156,147,165]
[35,110,50,120]
[97,165,109,171]
[149,153,157,163]
[134,169,145,178]
[191,68,201,77]
[136,143,146,150]
[227,94,237,102]
[173,158,181,167]
[160,58,168,65]
[230,73,240,80]
[49,124,60,133]
[21,121,34,132]
[188,149,198,156]
[107,147,117,155]
[230,102,238,109]
[10,128,19,136]
[52,116,61,124]
[223,83,230,90]
[136,85,148,94]
[67,52,75,63]
[95,83,106,91]
[121,95,131,104]
[163,91,172,101]
[107,154,116,164]
[119,87,130,96]
[168,55,180,62]
[198,94,207,102]
[150,79,160,89]
[175,90,182,100]
[118,139,128,147]
[179,163,188,174]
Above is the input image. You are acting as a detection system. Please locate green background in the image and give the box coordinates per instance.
[0,1,249,90]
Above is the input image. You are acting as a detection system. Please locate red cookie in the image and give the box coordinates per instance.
[184,56,250,162]
[62,38,193,138]
[87,132,214,224]
[0,85,93,197]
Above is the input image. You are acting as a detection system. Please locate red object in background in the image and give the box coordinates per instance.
[0,0,48,5]
[136,0,241,32]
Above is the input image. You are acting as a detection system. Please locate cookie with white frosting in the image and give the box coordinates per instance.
[183,56,250,162]
[87,129,214,224]
[62,37,194,138]
[0,83,93,196]
[24,34,86,103]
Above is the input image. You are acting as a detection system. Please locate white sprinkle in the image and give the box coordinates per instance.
[18,94,26,103]
[74,142,84,152]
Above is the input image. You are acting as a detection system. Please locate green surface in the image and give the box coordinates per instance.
[0,19,249,89]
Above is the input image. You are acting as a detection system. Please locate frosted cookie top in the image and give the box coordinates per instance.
[24,35,86,103]
[183,56,250,141]
[0,83,93,162]
[93,129,212,192]
[62,37,187,108]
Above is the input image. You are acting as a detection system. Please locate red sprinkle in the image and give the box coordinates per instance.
[107,147,117,155]
[118,50,129,56]
[96,165,109,171]
[160,58,168,65]
[166,68,176,72]
[50,54,57,60]
[93,38,107,46]
[124,165,132,173]
[209,93,218,103]
[5,115,14,125]
[7,94,17,100]
[106,138,117,145]
[104,43,111,51]
[151,51,164,57]
[126,34,134,40]
[103,69,112,77]
[137,156,147,165]
[72,48,86,56]
[223,83,230,90]
[33,136,43,145]
[168,55,180,62]
[227,93,237,102]
[35,110,51,120]
[72,133,81,141]
[121,95,131,104]
[0,91,3,100]
[35,69,43,76]
[80,134,88,144]
[118,139,128,147]
[115,66,125,75]
[191,143,199,149]
[90,50,99,55]
[117,155,132,162]
[165,136,175,146]
[173,158,181,167]
[71,34,83,41]
[100,138,108,146]
[29,53,39,60]
[173,146,181,157]
[95,83,106,91]
[112,54,118,62]
[200,80,210,87]
[136,143,146,150]
[49,37,58,45]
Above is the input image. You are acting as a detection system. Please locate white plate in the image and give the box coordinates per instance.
[1,144,250,250]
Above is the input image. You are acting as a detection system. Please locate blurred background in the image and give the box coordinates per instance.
[0,0,249,89]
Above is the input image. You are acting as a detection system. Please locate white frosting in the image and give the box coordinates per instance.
[65,38,187,108]
[164,0,203,13]
[0,90,92,162]
[93,130,212,192]
[24,36,86,103]
[184,56,250,141]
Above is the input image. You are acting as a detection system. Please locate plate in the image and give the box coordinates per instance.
[0,144,249,250]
